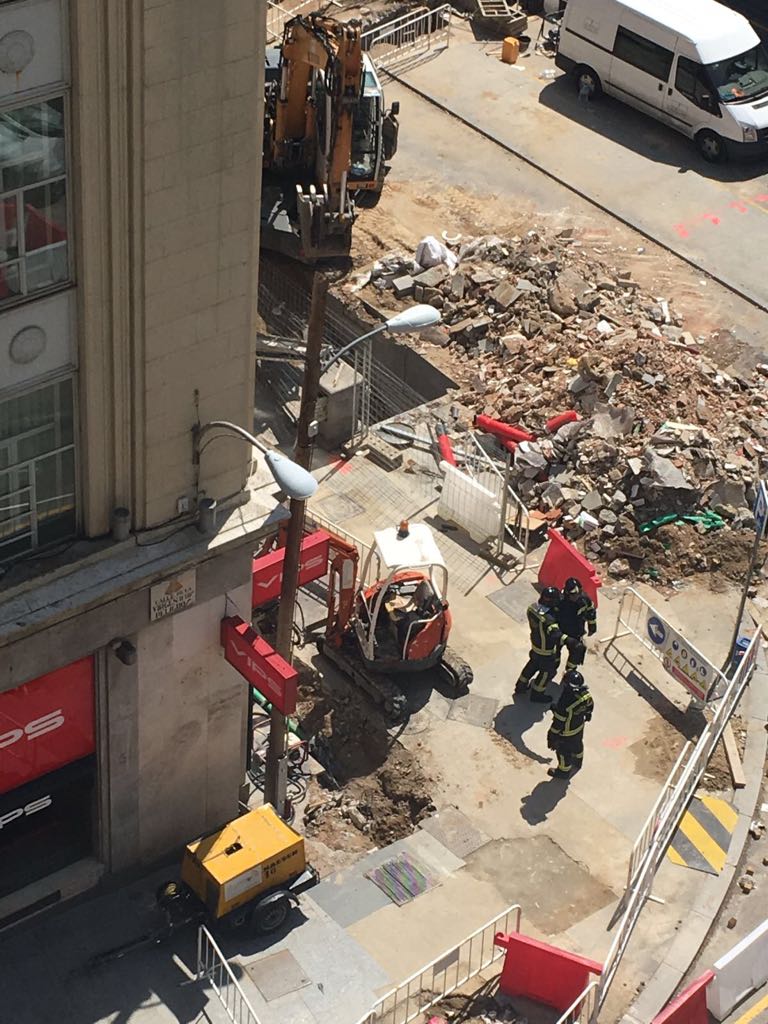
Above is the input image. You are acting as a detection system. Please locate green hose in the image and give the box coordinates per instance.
[251,686,306,739]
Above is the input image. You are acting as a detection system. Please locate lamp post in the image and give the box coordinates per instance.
[193,419,318,818]
[320,303,442,374]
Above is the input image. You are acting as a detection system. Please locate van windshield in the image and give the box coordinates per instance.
[707,45,768,102]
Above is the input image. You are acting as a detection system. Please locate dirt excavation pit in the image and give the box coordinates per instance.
[630,711,746,790]
[295,666,435,870]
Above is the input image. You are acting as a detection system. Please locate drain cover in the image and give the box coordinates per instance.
[244,950,311,1001]
[365,852,440,906]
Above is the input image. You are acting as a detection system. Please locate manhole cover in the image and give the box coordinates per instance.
[312,492,365,523]
[487,578,538,622]
[244,950,311,1001]
[447,693,499,728]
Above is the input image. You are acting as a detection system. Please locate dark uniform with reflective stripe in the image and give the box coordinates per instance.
[557,593,597,670]
[547,683,594,777]
[516,601,563,695]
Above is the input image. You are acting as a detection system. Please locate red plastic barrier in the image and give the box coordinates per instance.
[436,423,457,466]
[495,932,602,1013]
[474,414,536,444]
[545,410,580,433]
[651,971,714,1024]
[538,528,602,607]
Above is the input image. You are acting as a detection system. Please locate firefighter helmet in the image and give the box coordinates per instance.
[540,586,561,608]
[563,669,585,691]
[564,577,583,596]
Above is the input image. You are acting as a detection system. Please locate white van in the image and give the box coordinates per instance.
[555,0,768,161]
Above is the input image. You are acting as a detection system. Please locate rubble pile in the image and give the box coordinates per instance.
[366,232,768,583]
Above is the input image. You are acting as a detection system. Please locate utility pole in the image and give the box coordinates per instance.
[264,274,327,816]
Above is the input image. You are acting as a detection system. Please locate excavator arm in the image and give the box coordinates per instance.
[263,14,363,262]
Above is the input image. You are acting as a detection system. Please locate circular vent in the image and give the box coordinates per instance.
[0,31,35,75]
[10,325,47,365]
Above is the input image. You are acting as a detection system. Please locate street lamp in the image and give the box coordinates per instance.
[320,303,442,373]
[193,420,318,501]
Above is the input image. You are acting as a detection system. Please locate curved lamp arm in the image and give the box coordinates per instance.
[194,420,318,501]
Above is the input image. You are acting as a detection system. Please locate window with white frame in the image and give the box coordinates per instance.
[0,378,76,560]
[0,97,69,308]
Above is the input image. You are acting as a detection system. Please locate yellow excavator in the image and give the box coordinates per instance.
[262,13,398,262]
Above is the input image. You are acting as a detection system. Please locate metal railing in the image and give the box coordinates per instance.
[355,904,522,1024]
[602,587,727,702]
[305,508,378,588]
[459,431,531,566]
[361,4,452,70]
[266,0,319,42]
[624,740,691,897]
[196,925,262,1024]
[593,630,762,1018]
[556,980,599,1024]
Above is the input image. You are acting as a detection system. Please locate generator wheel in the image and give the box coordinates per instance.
[252,895,290,934]
[439,649,473,692]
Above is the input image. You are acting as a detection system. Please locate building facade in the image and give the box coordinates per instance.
[0,0,272,926]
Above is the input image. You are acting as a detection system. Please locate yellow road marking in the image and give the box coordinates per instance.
[666,846,686,867]
[731,989,768,1024]
[700,794,739,831]
[678,812,727,872]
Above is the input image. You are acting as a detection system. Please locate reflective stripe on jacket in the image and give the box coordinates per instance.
[526,602,563,656]
[550,690,594,738]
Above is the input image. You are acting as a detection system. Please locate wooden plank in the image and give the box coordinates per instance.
[721,723,747,790]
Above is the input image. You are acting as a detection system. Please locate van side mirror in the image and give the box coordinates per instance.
[390,101,400,116]
[699,91,715,112]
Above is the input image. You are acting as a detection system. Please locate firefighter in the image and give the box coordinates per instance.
[546,670,594,779]
[557,577,597,673]
[515,586,563,703]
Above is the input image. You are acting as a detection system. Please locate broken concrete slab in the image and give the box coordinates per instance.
[392,275,414,298]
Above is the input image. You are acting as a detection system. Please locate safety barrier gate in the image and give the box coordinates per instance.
[555,980,599,1024]
[196,925,262,1024]
[355,904,522,1024]
[361,4,452,71]
[593,629,762,1019]
[604,587,726,702]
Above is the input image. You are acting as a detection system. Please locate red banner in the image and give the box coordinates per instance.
[0,657,95,795]
[252,530,330,608]
[220,617,298,715]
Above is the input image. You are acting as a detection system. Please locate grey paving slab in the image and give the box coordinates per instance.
[312,492,366,524]
[448,692,499,728]
[487,577,538,622]
[245,949,312,1001]
[419,806,491,860]
[310,863,392,928]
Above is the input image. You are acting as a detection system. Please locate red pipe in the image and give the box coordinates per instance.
[474,414,536,443]
[435,422,457,466]
[545,411,580,433]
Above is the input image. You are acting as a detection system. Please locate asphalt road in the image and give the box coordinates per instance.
[396,23,768,312]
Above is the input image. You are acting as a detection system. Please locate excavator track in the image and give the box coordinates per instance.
[439,647,474,693]
[317,639,409,724]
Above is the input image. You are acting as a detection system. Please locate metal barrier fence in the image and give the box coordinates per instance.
[266,0,319,42]
[458,431,532,567]
[593,630,762,1017]
[305,508,378,588]
[361,4,453,70]
[604,587,726,702]
[555,980,599,1024]
[257,261,431,444]
[196,925,262,1024]
[624,740,691,897]
[355,904,522,1024]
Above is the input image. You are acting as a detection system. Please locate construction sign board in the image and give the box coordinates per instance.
[645,609,720,701]
[607,588,726,703]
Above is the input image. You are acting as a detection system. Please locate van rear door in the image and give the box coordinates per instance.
[607,15,677,119]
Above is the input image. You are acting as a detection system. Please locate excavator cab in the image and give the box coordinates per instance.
[355,523,450,669]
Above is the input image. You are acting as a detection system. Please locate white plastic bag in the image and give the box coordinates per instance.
[414,235,458,271]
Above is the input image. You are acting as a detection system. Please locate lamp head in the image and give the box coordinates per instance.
[385,304,442,333]
[264,450,318,501]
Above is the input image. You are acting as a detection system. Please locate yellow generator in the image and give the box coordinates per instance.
[157,805,318,935]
